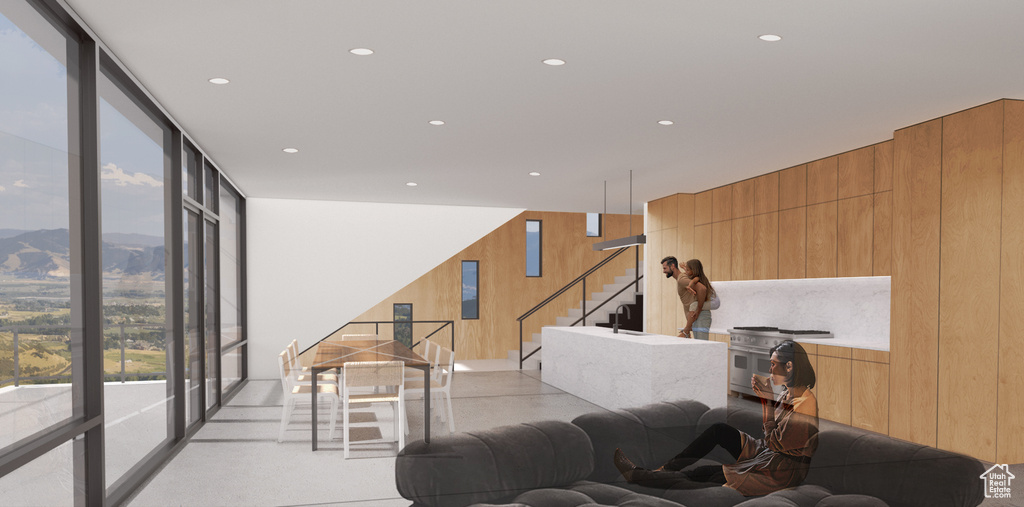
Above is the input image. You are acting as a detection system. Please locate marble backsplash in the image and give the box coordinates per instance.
[704,276,891,350]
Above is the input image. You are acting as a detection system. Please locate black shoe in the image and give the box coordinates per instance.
[613,448,638,482]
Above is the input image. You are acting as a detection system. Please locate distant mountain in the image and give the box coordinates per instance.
[102,232,164,248]
[0,229,165,279]
[0,229,31,239]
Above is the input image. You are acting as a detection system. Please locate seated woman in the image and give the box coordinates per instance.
[613,340,818,496]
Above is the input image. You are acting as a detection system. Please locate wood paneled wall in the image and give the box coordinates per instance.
[352,211,643,360]
[646,99,1024,463]
[1000,100,1024,463]
[648,143,892,291]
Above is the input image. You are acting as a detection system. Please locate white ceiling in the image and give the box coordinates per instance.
[63,0,1024,214]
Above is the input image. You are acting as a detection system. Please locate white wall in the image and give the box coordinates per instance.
[247,198,523,379]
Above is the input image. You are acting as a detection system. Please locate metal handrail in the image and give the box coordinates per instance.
[517,245,642,369]
[567,275,644,327]
[517,248,628,323]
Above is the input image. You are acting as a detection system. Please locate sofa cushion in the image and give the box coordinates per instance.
[510,486,685,507]
[572,399,712,483]
[396,420,594,507]
[805,429,983,507]
[760,484,832,507]
[813,495,888,507]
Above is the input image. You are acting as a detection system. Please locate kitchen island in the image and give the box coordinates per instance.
[541,326,727,411]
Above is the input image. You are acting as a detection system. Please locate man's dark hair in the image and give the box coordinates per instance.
[661,256,678,268]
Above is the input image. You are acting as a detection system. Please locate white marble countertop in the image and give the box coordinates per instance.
[542,326,727,411]
[707,327,889,351]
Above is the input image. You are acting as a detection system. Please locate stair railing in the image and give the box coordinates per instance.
[515,244,642,369]
[568,274,644,327]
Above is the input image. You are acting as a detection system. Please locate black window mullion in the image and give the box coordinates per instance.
[75,32,106,507]
[169,131,185,442]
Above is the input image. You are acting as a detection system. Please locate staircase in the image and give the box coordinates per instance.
[512,263,644,370]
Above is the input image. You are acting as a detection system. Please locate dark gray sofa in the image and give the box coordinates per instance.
[395,399,985,507]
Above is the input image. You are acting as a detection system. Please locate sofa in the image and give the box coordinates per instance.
[395,399,985,507]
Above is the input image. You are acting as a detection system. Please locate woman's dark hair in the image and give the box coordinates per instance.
[769,340,816,389]
[684,259,715,297]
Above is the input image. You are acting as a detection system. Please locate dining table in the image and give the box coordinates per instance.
[296,338,431,451]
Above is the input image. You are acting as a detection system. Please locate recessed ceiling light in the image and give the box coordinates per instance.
[529,172,541,176]
[406,182,418,187]
[758,34,782,42]
[349,48,374,56]
[542,58,566,66]
[208,77,230,84]
[428,120,445,126]
[658,120,674,126]
[282,148,298,153]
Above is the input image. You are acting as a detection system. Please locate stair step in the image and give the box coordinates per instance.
[614,275,642,285]
[508,342,542,370]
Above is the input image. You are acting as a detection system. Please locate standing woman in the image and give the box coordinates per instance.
[681,259,714,341]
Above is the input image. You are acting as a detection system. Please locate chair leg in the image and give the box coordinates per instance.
[343,392,350,458]
[434,392,445,422]
[278,399,293,442]
[397,399,405,451]
[402,399,410,435]
[328,395,338,440]
[444,391,455,433]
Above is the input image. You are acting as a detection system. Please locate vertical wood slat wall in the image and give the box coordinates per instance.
[645,99,1024,463]
[352,211,644,361]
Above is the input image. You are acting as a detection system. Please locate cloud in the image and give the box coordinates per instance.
[101,163,163,188]
[13,179,28,188]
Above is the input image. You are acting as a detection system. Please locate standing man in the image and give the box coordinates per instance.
[661,256,701,338]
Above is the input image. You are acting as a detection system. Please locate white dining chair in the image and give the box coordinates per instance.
[405,339,439,382]
[341,360,405,458]
[404,345,456,434]
[283,346,338,386]
[277,351,338,442]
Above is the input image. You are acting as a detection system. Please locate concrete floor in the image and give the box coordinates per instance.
[3,359,1018,506]
[126,360,607,507]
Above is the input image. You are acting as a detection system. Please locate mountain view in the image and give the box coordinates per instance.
[0,229,165,279]
[1,229,169,386]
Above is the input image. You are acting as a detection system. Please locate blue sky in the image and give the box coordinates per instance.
[1,12,166,238]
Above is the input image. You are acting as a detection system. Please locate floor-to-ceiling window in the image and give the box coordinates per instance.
[220,184,245,393]
[0,0,247,504]
[98,63,174,489]
[0,3,83,503]
[182,142,203,427]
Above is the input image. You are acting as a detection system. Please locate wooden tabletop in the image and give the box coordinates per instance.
[300,339,429,370]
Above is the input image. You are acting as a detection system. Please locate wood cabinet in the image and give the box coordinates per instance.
[813,345,890,434]
[838,146,875,199]
[779,165,807,210]
[890,118,941,448]
[851,349,889,434]
[814,345,852,425]
[807,157,838,205]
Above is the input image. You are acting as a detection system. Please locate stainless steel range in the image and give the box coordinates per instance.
[727,327,833,396]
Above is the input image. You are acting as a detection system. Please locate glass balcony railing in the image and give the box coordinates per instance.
[1,323,168,387]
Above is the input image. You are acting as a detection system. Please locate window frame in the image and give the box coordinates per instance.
[461,260,480,320]
[525,219,543,277]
